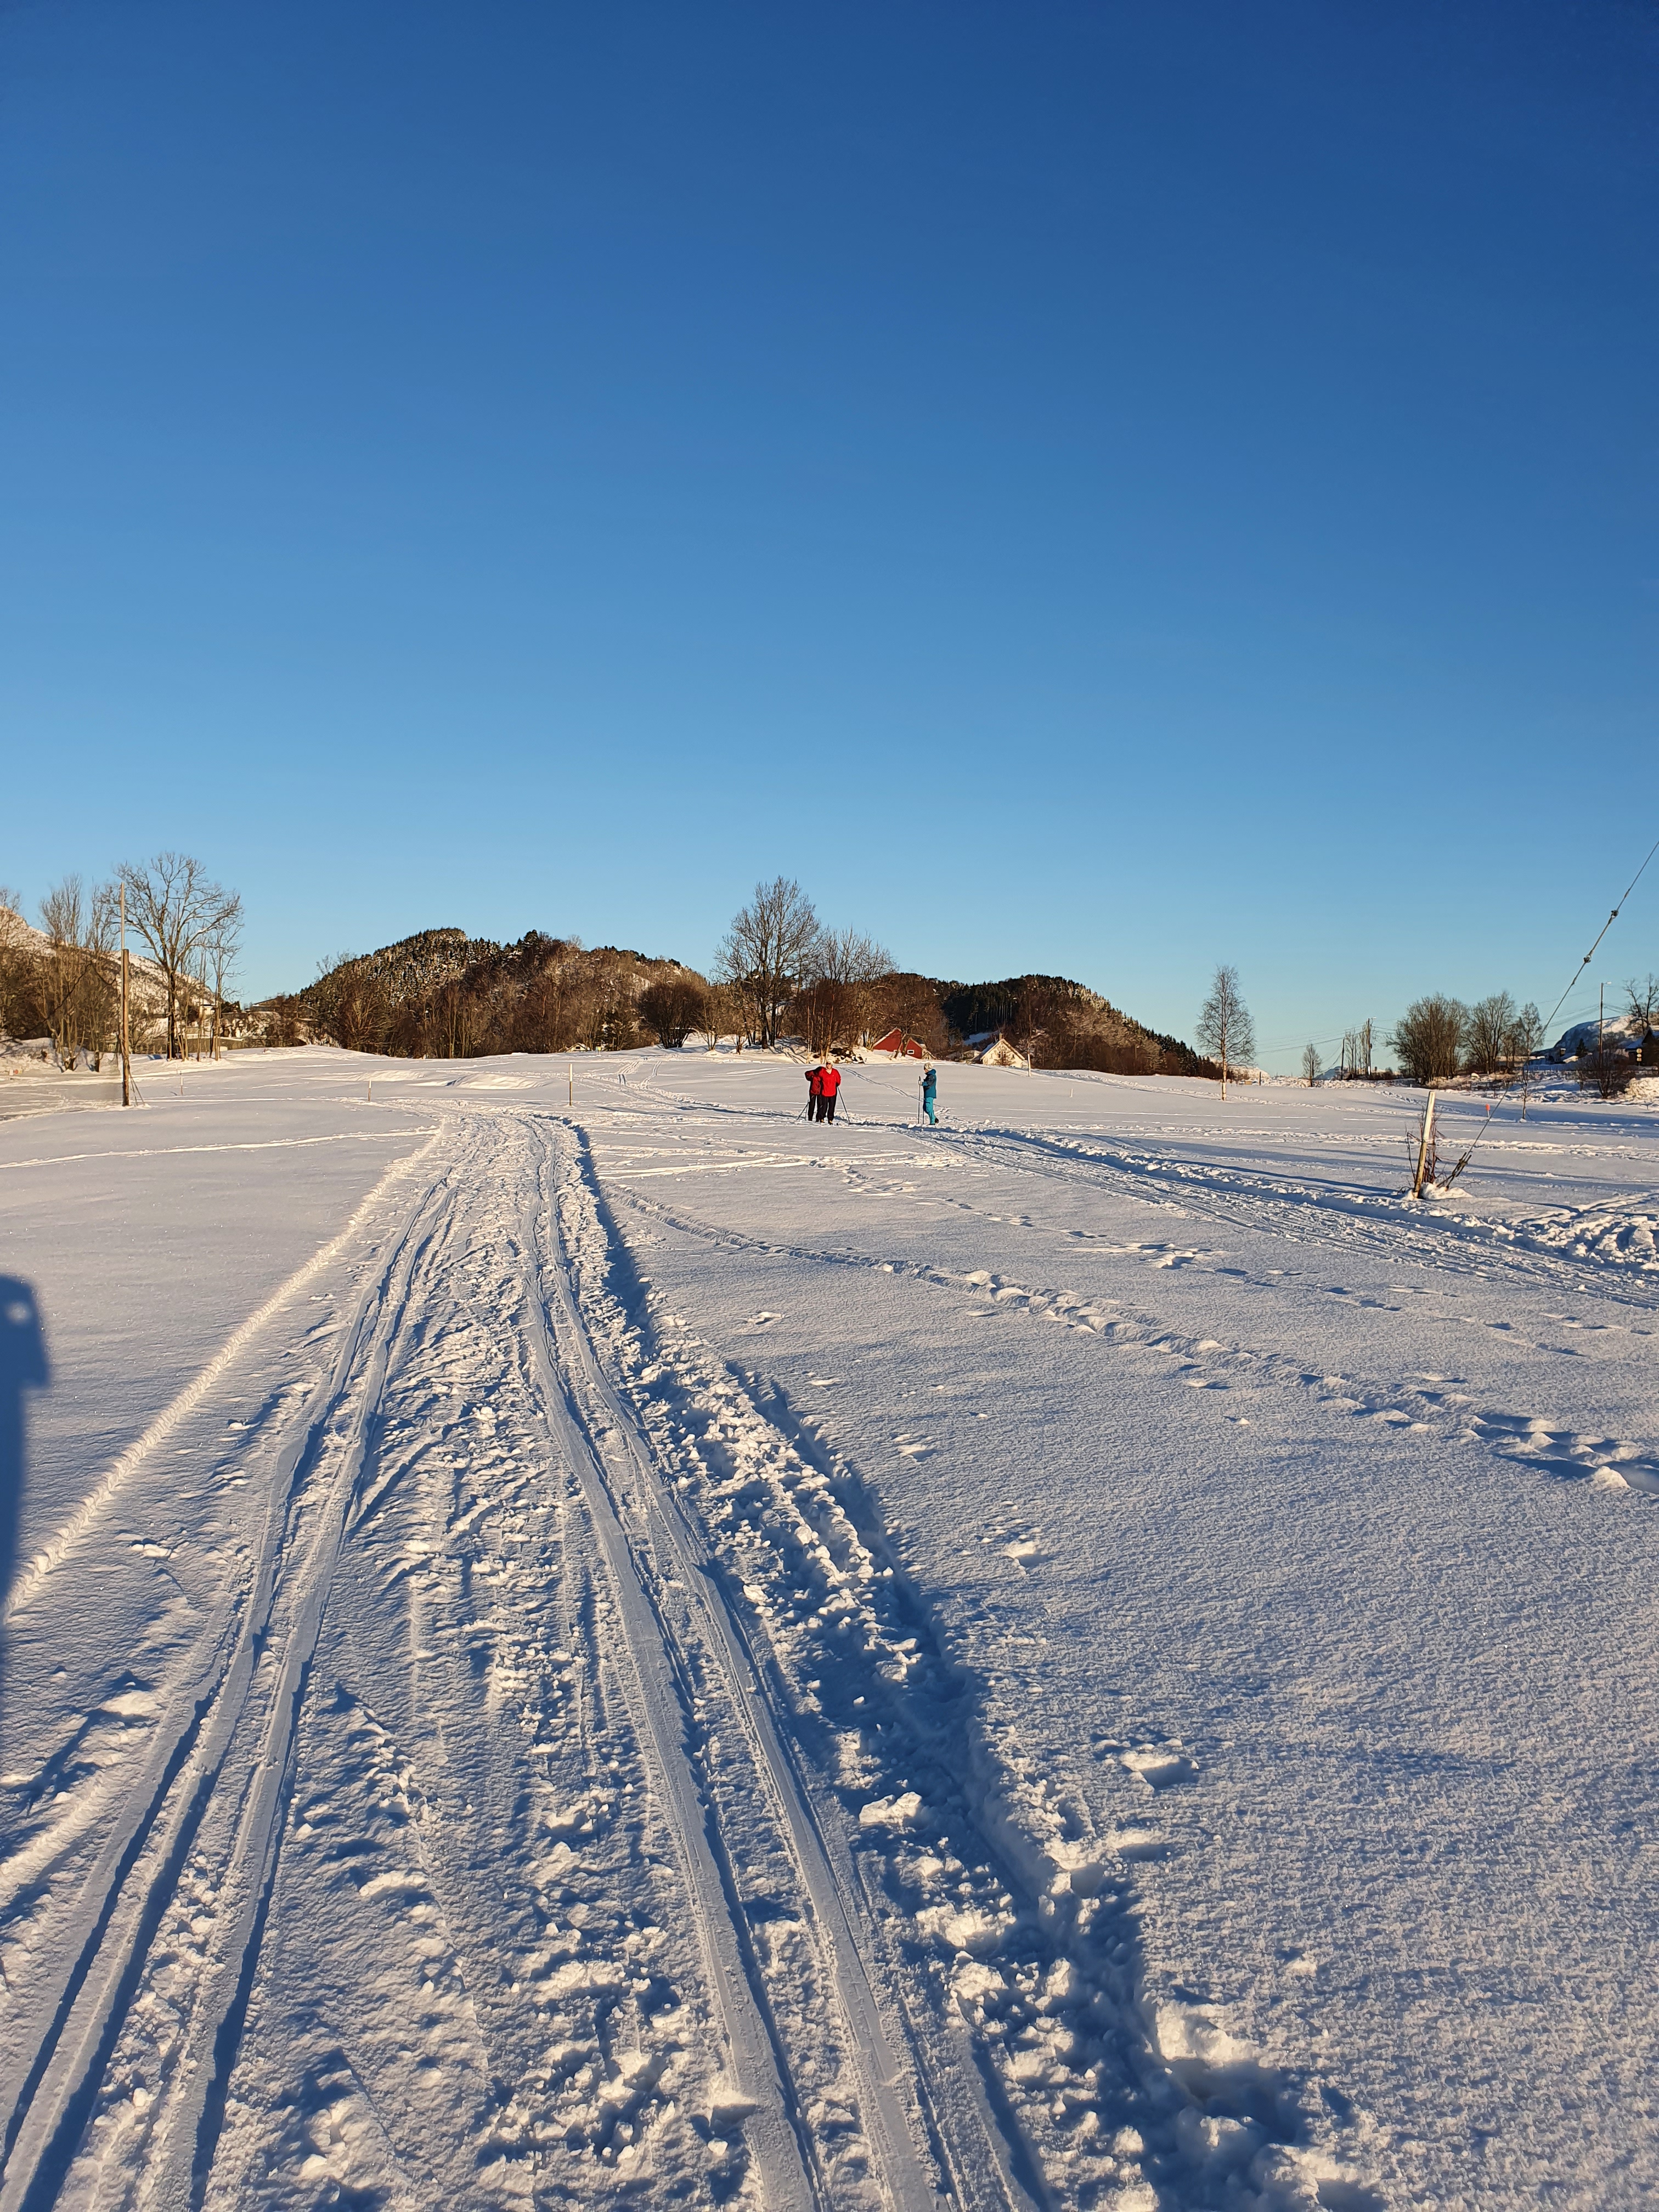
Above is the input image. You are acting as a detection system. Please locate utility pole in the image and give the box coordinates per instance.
[1599,981,1605,1057]
[120,885,132,1108]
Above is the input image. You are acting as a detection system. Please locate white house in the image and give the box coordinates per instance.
[969,1031,1030,1070]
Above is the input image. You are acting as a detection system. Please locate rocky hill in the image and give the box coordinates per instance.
[934,972,1214,1076]
[259,930,705,1057]
[256,927,1214,1075]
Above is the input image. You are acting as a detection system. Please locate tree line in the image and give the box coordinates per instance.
[1302,978,1657,1097]
[1387,992,1545,1088]
[712,879,1222,1073]
[0,853,241,1065]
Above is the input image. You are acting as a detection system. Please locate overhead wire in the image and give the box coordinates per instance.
[1539,829,1659,1041]
[1265,836,1657,1070]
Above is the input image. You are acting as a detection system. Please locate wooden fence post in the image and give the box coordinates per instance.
[1411,1090,1436,1197]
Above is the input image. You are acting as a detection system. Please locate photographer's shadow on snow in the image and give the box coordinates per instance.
[0,1276,49,1722]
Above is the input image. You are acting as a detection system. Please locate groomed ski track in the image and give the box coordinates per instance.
[0,1103,1203,2210]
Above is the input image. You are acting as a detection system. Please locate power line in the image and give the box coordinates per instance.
[1244,850,1657,1071]
[1539,830,1659,1041]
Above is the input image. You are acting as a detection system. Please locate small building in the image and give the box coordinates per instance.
[869,1028,927,1059]
[974,1032,1030,1070]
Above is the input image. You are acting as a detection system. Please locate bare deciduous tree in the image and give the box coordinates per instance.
[313,949,392,1053]
[795,926,894,1054]
[638,976,710,1048]
[1507,1000,1544,1116]
[578,951,637,1052]
[1579,1040,1634,1100]
[1339,1020,1378,1078]
[0,891,30,1043]
[703,981,743,1052]
[204,904,242,1059]
[864,973,950,1058]
[1465,992,1518,1079]
[0,891,59,1048]
[1195,966,1254,1097]
[37,877,87,1061]
[116,853,241,1060]
[1626,974,1659,1059]
[715,877,820,1049]
[38,876,118,1067]
[1301,1041,1321,1086]
[1390,995,1466,1087]
[812,927,891,1001]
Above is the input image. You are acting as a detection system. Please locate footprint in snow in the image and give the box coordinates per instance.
[1109,1829,1171,1861]
[981,1527,1040,1570]
[1121,1744,1198,1790]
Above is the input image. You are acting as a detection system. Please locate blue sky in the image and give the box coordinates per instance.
[3,0,1654,1066]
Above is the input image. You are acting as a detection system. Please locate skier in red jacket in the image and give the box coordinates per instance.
[815,1060,842,1122]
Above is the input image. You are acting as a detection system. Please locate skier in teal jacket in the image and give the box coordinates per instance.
[921,1064,938,1125]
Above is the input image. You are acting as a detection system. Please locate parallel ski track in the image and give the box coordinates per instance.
[563,1122,1289,2207]
[4,1105,966,2209]
[0,1132,465,2212]
[522,1117,969,2212]
[618,1074,1659,1309]
[543,1118,1164,2211]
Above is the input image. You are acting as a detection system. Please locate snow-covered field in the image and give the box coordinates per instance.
[2,1047,1655,2211]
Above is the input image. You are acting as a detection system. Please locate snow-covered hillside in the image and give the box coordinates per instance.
[1,1049,1655,2209]
[1550,1014,1647,1059]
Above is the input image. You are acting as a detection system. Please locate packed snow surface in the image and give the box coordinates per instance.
[1,1048,1655,2210]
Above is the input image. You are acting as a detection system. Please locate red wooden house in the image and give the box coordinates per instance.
[870,1029,927,1059]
